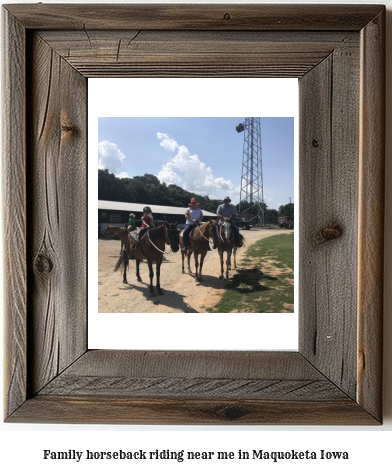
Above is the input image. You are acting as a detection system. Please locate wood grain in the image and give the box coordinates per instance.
[10,396,378,425]
[357,9,385,422]
[2,8,27,419]
[4,4,384,31]
[38,30,358,78]
[298,42,360,398]
[2,3,385,425]
[37,351,347,400]
[27,33,87,395]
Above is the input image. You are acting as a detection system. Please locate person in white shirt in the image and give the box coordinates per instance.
[182,198,204,251]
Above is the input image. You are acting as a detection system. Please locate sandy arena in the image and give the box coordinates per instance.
[98,228,293,313]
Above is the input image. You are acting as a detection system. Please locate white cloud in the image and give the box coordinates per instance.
[98,140,125,172]
[116,171,130,179]
[157,132,179,153]
[156,132,239,200]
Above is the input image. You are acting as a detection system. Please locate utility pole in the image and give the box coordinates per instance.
[236,117,264,225]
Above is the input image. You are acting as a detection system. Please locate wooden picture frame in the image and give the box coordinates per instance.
[3,4,385,424]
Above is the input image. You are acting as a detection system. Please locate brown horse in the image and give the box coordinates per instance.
[103,225,128,254]
[217,221,245,280]
[114,222,179,296]
[180,220,219,282]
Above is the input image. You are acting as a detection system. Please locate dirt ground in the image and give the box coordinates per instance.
[98,228,293,313]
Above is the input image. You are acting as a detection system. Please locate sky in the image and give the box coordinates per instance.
[98,116,295,210]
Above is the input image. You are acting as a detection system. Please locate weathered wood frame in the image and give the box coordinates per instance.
[3,4,385,424]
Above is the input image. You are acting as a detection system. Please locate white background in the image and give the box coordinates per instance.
[1,0,391,473]
[89,77,299,351]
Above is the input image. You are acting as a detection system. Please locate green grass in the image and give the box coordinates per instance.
[207,233,294,313]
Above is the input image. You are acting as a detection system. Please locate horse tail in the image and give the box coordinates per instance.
[114,252,124,273]
[240,234,246,246]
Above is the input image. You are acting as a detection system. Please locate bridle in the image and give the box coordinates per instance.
[219,221,232,243]
[146,224,177,254]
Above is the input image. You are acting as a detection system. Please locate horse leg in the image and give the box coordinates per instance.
[226,249,232,280]
[219,250,224,279]
[122,251,129,284]
[187,250,192,273]
[156,260,163,295]
[181,250,185,274]
[233,248,237,268]
[136,259,142,282]
[198,253,206,282]
[147,260,155,296]
[194,253,200,282]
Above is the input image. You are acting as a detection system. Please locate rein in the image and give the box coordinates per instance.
[194,222,211,243]
[146,226,173,254]
[219,221,232,243]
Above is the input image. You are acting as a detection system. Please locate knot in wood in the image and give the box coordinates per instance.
[314,225,342,245]
[223,12,231,21]
[312,139,319,148]
[61,124,77,134]
[223,405,244,420]
[34,252,53,275]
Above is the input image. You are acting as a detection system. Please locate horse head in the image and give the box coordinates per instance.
[209,220,220,249]
[103,226,112,236]
[165,222,180,253]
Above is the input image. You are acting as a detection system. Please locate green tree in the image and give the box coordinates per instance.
[98,169,122,201]
[278,203,294,221]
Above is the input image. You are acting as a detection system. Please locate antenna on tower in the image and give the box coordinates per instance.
[236,117,264,225]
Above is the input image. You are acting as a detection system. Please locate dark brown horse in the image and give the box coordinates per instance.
[180,220,219,282]
[114,222,179,296]
[217,221,245,280]
[103,225,128,254]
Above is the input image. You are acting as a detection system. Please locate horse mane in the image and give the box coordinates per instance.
[148,224,166,239]
[193,221,210,238]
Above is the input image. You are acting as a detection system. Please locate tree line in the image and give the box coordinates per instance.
[98,169,294,220]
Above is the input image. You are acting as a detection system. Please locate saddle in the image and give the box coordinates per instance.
[129,230,139,242]
[190,227,197,241]
[127,228,146,258]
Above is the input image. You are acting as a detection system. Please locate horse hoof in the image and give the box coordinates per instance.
[219,275,223,279]
[137,277,142,282]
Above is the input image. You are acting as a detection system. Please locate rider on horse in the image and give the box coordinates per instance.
[138,206,154,241]
[127,213,136,232]
[216,196,242,248]
[182,198,208,251]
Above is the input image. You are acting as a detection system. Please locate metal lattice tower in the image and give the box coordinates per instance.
[236,117,264,225]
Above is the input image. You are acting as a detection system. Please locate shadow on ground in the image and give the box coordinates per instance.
[118,280,199,313]
[226,267,277,294]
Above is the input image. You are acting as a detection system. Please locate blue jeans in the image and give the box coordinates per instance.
[183,223,196,247]
[138,227,148,241]
[230,221,241,246]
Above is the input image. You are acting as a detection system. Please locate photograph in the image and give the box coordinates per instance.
[98,117,295,314]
